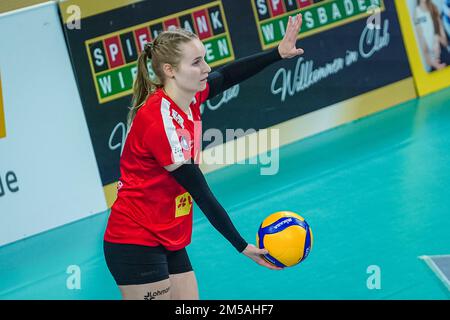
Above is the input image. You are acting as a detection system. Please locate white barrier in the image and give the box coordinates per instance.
[0,2,107,246]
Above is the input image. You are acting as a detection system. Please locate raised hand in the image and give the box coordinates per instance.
[278,13,304,59]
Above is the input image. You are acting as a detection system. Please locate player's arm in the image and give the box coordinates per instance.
[206,47,282,99]
[165,161,246,252]
[164,162,282,269]
[207,13,304,99]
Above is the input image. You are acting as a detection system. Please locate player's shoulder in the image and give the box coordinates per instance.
[134,90,176,132]
[138,90,167,118]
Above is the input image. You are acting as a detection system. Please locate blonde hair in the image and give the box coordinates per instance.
[128,28,199,126]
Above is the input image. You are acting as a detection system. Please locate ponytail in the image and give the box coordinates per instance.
[127,42,161,127]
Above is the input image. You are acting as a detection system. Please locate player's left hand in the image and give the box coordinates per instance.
[278,13,304,59]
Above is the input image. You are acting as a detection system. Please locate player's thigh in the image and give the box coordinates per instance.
[119,278,171,300]
[169,271,199,300]
[167,247,198,300]
[103,241,171,300]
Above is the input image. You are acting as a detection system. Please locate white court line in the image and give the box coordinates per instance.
[419,255,450,292]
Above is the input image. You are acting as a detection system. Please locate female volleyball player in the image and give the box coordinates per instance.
[103,14,305,300]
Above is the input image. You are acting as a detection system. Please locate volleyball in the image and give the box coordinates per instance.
[256,211,313,268]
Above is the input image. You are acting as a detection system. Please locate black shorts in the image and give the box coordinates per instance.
[103,241,193,286]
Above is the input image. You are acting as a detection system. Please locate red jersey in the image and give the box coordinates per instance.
[104,83,209,250]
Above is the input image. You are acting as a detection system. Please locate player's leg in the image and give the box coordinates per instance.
[103,241,172,300]
[169,271,199,300]
[167,248,199,300]
[118,279,171,300]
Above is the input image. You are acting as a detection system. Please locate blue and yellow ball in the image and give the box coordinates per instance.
[257,211,313,268]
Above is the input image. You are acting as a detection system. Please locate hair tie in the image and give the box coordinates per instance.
[144,42,154,58]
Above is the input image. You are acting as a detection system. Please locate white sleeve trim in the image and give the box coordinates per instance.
[160,98,185,163]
